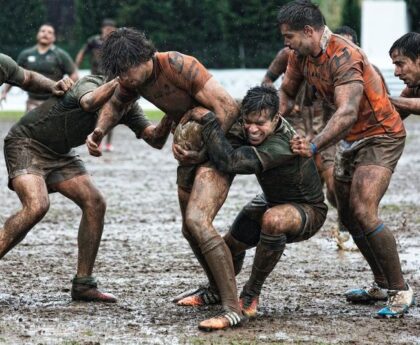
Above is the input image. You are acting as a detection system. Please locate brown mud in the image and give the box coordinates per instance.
[0,118,418,345]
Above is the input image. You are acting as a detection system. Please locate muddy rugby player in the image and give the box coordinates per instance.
[278,0,414,318]
[262,47,344,245]
[389,32,420,118]
[183,85,327,319]
[1,24,78,112]
[0,75,173,302]
[85,28,246,330]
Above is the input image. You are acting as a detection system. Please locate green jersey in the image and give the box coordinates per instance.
[17,45,76,100]
[0,54,25,86]
[202,113,324,205]
[7,75,151,154]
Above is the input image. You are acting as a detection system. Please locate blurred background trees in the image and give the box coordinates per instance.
[0,0,417,68]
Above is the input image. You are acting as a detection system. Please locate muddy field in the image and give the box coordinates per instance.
[0,117,418,345]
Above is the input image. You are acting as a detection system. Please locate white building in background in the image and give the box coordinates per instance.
[361,0,408,94]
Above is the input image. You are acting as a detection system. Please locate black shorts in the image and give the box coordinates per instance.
[229,193,327,246]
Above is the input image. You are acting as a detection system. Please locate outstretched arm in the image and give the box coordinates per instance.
[140,114,173,149]
[79,78,119,112]
[390,96,420,118]
[86,84,138,156]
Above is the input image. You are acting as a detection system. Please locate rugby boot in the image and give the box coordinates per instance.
[71,276,117,303]
[173,286,220,307]
[376,284,415,319]
[239,291,259,319]
[198,310,247,331]
[345,281,388,304]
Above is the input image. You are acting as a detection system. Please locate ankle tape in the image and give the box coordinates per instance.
[259,232,287,251]
[72,275,97,287]
[366,223,385,238]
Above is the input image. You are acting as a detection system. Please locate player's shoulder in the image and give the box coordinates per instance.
[87,34,101,43]
[327,34,363,67]
[0,53,16,66]
[51,45,71,57]
[19,46,37,57]
[76,74,105,87]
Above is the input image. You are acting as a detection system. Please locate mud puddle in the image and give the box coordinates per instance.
[0,118,418,345]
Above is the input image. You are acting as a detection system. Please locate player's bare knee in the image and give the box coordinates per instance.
[261,210,284,235]
[27,198,50,221]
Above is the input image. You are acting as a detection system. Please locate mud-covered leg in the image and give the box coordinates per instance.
[52,174,116,303]
[335,178,388,290]
[0,175,49,259]
[241,205,302,318]
[177,185,218,293]
[186,166,244,330]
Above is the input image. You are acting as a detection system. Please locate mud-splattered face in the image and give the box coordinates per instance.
[243,109,279,146]
[37,25,55,46]
[391,51,420,88]
[280,24,314,57]
[119,59,154,90]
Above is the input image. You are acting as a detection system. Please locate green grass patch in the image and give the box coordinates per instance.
[0,111,24,120]
[144,109,164,121]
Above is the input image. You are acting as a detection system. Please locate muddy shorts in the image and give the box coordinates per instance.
[176,121,245,192]
[230,193,328,246]
[334,135,405,182]
[4,137,87,192]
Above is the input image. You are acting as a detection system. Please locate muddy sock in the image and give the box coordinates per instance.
[243,232,286,297]
[351,231,388,289]
[200,235,240,314]
[182,228,217,290]
[365,224,405,290]
[232,251,246,276]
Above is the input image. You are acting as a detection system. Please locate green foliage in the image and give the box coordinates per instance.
[341,0,361,41]
[0,0,46,58]
[0,0,363,68]
[407,0,420,32]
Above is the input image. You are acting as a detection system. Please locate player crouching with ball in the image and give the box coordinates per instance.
[173,85,327,322]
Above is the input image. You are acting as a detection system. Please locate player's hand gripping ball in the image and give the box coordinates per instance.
[173,120,204,152]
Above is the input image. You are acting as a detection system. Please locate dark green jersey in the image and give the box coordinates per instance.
[0,54,25,86]
[6,75,151,154]
[17,45,76,100]
[202,113,324,205]
[81,35,104,75]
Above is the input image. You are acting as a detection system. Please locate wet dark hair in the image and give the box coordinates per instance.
[335,26,358,45]
[101,28,156,78]
[241,85,279,120]
[277,0,325,31]
[389,32,420,62]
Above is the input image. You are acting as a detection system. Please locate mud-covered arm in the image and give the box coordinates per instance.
[199,112,262,174]
[79,78,119,112]
[86,84,139,156]
[390,96,420,118]
[262,48,290,85]
[290,82,362,157]
[141,114,173,149]
[194,77,239,133]
[279,54,304,117]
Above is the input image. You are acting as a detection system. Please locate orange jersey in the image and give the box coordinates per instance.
[139,52,212,124]
[286,29,405,142]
